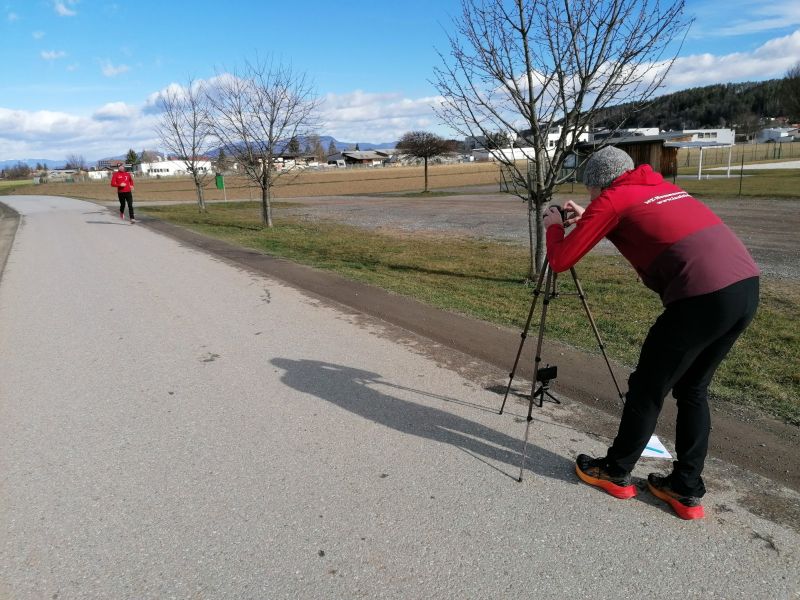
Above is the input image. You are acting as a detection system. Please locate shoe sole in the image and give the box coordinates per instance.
[647,482,705,520]
[575,464,637,499]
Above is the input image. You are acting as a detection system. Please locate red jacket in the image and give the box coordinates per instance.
[546,165,759,305]
[110,170,134,193]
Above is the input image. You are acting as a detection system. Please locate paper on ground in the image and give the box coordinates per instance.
[641,434,672,459]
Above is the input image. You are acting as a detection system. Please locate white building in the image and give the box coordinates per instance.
[680,129,735,145]
[138,159,213,177]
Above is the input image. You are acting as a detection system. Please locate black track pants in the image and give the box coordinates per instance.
[118,192,134,219]
[605,277,759,497]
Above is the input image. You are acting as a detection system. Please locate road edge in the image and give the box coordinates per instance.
[0,201,20,284]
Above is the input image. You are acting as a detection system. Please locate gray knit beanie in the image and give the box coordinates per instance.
[582,146,634,189]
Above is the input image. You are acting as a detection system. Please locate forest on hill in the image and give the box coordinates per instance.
[593,79,791,132]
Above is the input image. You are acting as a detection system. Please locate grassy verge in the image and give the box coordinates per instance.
[674,169,800,199]
[0,180,33,193]
[142,201,799,425]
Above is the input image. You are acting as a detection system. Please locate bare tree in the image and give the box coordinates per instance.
[64,154,87,170]
[434,0,690,277]
[207,59,320,227]
[782,62,800,121]
[154,78,215,212]
[396,131,457,192]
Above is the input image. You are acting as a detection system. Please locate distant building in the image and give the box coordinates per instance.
[97,159,124,170]
[137,159,212,177]
[679,129,735,145]
[326,150,391,167]
[756,127,798,142]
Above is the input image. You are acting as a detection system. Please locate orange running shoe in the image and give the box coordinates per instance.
[647,473,705,520]
[575,454,637,499]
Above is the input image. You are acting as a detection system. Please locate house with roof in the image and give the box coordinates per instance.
[326,150,391,167]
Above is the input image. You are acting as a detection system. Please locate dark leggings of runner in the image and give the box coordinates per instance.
[118,192,134,220]
[604,276,759,497]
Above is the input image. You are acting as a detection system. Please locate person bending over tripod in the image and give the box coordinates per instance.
[543,146,759,520]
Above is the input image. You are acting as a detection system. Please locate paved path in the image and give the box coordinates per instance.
[710,159,800,170]
[1,195,798,599]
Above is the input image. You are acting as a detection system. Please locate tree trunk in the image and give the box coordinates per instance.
[259,169,273,227]
[526,189,547,279]
[195,179,206,212]
[423,157,429,192]
[526,192,536,280]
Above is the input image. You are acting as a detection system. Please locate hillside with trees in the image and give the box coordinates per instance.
[593,79,790,132]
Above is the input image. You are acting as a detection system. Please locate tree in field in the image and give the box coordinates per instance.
[287,135,301,154]
[782,62,800,121]
[65,154,87,170]
[434,0,690,277]
[327,140,337,156]
[215,147,229,172]
[207,59,320,227]
[396,131,456,192]
[305,134,326,162]
[155,78,215,211]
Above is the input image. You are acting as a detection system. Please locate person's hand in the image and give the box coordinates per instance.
[563,200,585,226]
[543,205,563,229]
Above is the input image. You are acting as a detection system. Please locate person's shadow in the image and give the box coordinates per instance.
[271,358,576,483]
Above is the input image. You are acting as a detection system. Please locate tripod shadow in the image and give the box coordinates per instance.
[271,358,576,484]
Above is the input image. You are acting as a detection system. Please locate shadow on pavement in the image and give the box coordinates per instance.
[272,357,576,484]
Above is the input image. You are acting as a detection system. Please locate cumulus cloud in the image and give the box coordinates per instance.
[54,1,77,17]
[321,90,448,142]
[93,101,137,121]
[662,29,800,91]
[0,105,159,161]
[100,60,130,77]
[41,50,66,60]
[692,1,800,37]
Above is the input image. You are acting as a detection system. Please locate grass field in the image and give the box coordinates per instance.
[1,163,504,202]
[0,180,33,192]
[141,201,800,426]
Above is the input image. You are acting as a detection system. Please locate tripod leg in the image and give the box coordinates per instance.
[530,268,556,393]
[518,387,539,482]
[570,267,625,404]
[499,264,549,414]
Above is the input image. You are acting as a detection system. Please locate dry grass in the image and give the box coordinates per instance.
[5,163,503,203]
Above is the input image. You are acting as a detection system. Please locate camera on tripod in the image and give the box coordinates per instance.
[536,365,557,383]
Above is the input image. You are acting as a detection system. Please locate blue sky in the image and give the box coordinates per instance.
[1,0,799,161]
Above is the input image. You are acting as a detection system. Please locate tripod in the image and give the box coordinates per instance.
[498,260,624,482]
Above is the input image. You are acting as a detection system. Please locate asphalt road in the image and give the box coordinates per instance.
[1,195,798,599]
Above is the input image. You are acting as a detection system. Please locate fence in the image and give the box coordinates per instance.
[676,141,800,169]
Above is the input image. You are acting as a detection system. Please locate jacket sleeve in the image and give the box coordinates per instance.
[545,196,620,272]
[110,173,117,187]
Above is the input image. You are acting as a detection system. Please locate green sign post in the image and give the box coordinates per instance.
[215,173,227,201]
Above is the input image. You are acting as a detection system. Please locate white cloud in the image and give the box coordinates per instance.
[93,102,137,121]
[7,12,19,21]
[100,60,130,77]
[41,50,66,60]
[53,1,77,17]
[0,105,159,161]
[692,1,800,37]
[32,30,45,39]
[662,29,800,91]
[322,90,448,141]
